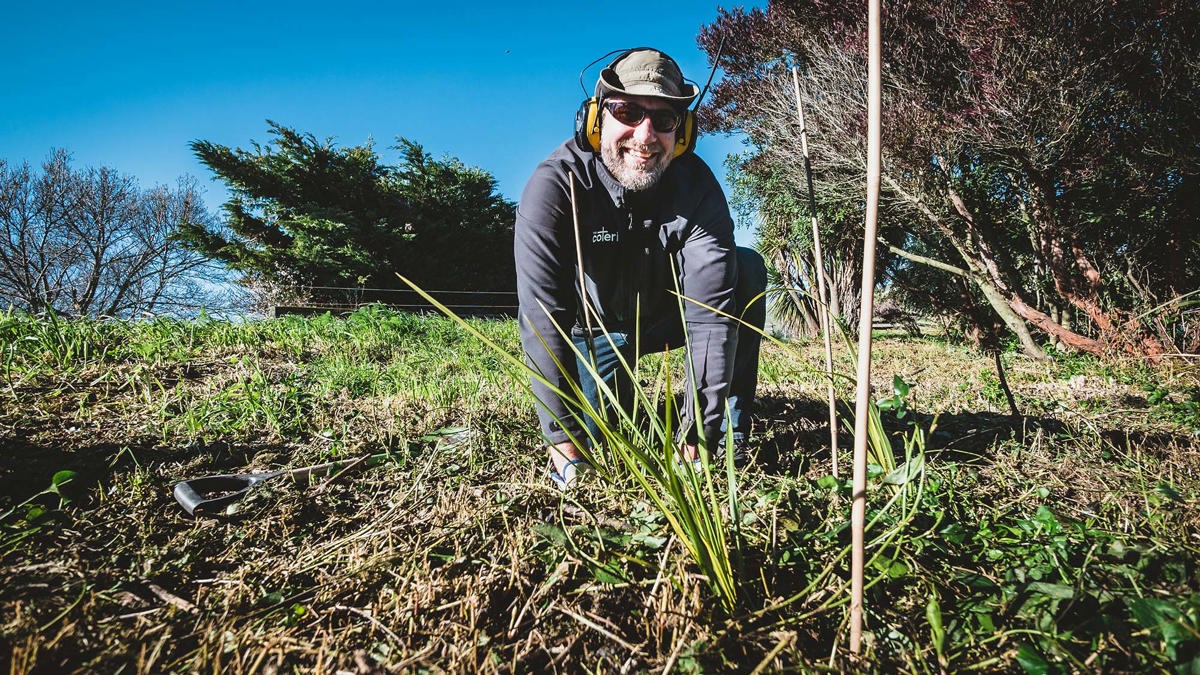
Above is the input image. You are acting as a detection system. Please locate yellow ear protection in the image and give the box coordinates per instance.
[572,49,698,158]
[573,97,605,154]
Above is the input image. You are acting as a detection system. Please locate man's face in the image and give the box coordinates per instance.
[599,95,679,192]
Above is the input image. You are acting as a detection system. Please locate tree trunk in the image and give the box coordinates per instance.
[881,234,1047,358]
[883,174,1050,358]
[1018,158,1117,333]
[785,246,822,334]
[1018,158,1171,357]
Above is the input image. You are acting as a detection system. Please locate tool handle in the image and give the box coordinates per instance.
[173,474,265,516]
[285,452,391,482]
[173,480,209,516]
[172,449,418,516]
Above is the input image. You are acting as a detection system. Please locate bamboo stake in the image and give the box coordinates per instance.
[567,171,595,342]
[791,65,840,479]
[850,0,883,657]
[566,170,598,453]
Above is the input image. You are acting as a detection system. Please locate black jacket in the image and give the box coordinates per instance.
[514,140,739,446]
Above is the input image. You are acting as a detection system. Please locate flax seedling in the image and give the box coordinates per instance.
[398,273,745,611]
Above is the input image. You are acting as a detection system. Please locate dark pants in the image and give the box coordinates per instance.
[571,247,768,446]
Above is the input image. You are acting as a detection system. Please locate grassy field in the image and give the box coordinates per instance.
[1,306,1198,673]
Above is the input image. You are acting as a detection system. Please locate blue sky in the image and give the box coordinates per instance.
[2,1,762,236]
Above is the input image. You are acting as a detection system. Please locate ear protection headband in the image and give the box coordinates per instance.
[572,49,698,158]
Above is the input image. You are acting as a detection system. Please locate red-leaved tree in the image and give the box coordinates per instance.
[700,0,1199,358]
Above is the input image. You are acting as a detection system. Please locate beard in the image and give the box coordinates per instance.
[600,139,673,192]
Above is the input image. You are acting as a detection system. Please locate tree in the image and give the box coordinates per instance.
[699,0,1199,358]
[390,139,518,292]
[181,122,516,302]
[0,150,224,317]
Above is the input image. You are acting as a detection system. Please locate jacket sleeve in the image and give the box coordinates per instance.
[676,174,739,446]
[514,164,584,445]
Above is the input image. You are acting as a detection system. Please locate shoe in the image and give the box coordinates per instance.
[717,436,750,468]
[548,457,591,491]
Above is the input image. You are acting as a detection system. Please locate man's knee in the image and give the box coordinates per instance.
[734,246,768,328]
[736,246,768,296]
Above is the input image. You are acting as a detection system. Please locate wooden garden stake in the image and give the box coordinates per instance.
[850,0,883,657]
[791,65,840,478]
[567,171,595,341]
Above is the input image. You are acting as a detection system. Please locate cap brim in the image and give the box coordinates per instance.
[598,69,700,104]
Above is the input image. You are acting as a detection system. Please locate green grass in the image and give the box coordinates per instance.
[0,307,1198,672]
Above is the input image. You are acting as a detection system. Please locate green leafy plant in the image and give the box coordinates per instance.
[1126,596,1200,673]
[1,470,77,522]
[876,375,912,420]
[1,470,78,553]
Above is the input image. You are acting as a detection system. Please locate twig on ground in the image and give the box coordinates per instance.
[750,631,796,675]
[334,604,404,646]
[553,603,643,654]
[659,622,694,675]
[146,583,197,614]
[643,535,676,612]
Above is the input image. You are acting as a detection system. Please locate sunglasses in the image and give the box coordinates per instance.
[602,100,682,133]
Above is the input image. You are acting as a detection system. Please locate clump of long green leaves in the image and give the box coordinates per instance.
[398,274,743,611]
[564,324,744,611]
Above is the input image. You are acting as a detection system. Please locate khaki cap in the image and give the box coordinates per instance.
[598,48,700,105]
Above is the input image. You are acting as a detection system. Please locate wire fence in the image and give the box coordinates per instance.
[270,285,519,318]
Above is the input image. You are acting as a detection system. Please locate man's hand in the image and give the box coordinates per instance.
[681,443,699,462]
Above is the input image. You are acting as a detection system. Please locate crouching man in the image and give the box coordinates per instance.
[513,47,767,490]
